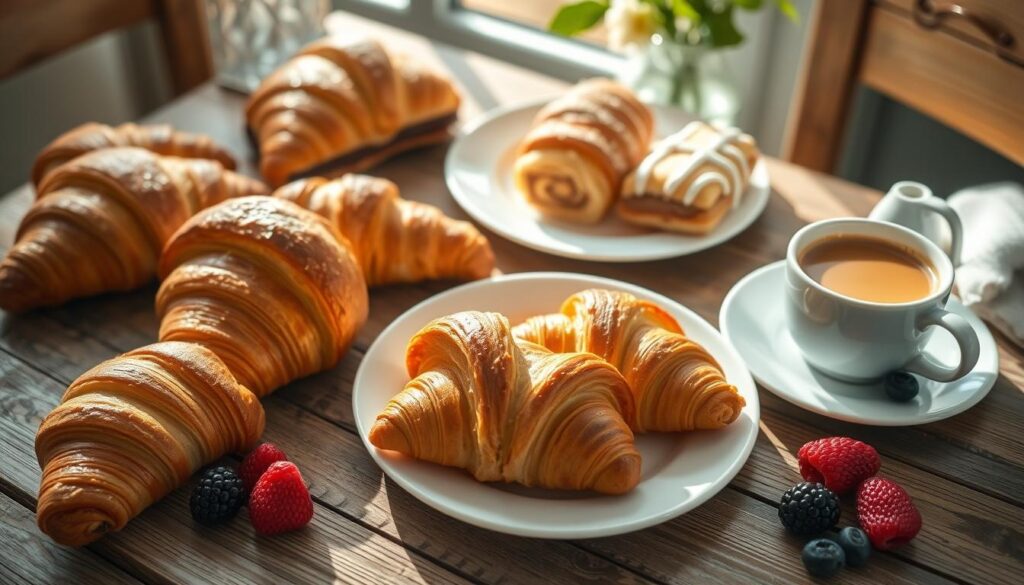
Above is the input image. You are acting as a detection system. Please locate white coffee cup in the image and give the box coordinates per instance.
[784,218,980,383]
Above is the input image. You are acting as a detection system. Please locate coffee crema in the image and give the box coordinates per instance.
[798,235,936,303]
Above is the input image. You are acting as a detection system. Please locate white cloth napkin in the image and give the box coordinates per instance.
[949,182,1024,346]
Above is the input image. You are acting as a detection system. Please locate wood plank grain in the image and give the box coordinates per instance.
[154,0,212,94]
[878,0,1024,65]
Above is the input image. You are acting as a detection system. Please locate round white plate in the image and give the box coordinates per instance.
[353,272,759,539]
[720,261,998,426]
[445,100,771,262]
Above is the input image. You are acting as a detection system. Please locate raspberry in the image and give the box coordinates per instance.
[798,437,880,495]
[778,482,841,535]
[190,466,244,525]
[239,442,289,494]
[249,461,313,536]
[857,477,922,550]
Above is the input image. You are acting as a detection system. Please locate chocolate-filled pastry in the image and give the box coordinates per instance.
[513,79,653,224]
[245,37,461,186]
[618,121,759,235]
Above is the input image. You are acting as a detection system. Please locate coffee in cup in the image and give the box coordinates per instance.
[798,235,937,304]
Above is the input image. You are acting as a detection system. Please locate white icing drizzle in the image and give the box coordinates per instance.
[633,121,752,209]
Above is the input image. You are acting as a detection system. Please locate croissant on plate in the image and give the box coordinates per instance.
[32,122,237,187]
[35,342,264,547]
[512,289,745,432]
[514,79,653,224]
[274,174,494,286]
[369,311,641,495]
[246,37,461,187]
[156,196,369,397]
[0,147,267,313]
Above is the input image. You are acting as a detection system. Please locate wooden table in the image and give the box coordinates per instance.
[1,13,1022,585]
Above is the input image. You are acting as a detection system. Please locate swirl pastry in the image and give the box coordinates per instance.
[156,196,369,397]
[32,122,236,187]
[618,121,760,235]
[274,174,494,286]
[246,37,461,186]
[512,289,745,432]
[36,342,265,547]
[0,147,267,313]
[513,79,653,223]
[369,311,641,495]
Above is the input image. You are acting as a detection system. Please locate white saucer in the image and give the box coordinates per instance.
[719,261,998,426]
[444,99,771,262]
[353,272,759,538]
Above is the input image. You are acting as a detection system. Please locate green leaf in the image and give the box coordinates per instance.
[671,0,701,24]
[774,0,800,23]
[548,1,609,36]
[703,4,744,47]
[732,0,764,9]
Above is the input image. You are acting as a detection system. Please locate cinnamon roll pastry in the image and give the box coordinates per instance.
[246,37,461,186]
[36,342,264,547]
[369,311,641,495]
[618,121,760,235]
[513,289,745,432]
[274,174,495,286]
[156,196,368,397]
[514,79,653,223]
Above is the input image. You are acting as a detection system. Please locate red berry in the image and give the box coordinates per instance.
[239,443,289,493]
[248,461,314,536]
[798,437,880,494]
[857,477,922,550]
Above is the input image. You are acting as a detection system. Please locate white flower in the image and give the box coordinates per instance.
[605,0,656,53]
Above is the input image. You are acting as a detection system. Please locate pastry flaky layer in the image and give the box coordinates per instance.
[31,122,237,187]
[0,147,267,313]
[246,36,461,187]
[513,289,745,432]
[156,196,369,397]
[514,78,654,224]
[35,342,265,547]
[274,174,495,286]
[369,311,642,495]
[618,121,760,235]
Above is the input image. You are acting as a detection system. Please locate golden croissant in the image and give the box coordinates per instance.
[512,289,745,432]
[369,311,641,494]
[274,174,494,286]
[156,196,369,397]
[246,37,461,186]
[35,342,264,547]
[0,147,267,313]
[514,79,653,223]
[32,122,237,186]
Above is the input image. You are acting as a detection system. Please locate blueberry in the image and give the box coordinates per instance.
[802,538,846,578]
[884,371,919,402]
[836,526,871,567]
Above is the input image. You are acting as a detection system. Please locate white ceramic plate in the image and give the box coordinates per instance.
[353,272,760,538]
[720,261,999,426]
[445,100,771,262]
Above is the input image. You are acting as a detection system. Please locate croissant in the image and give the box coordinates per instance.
[513,79,653,224]
[0,147,267,313]
[273,174,494,286]
[32,122,236,186]
[156,196,368,397]
[512,289,745,432]
[369,311,641,495]
[246,37,461,187]
[35,342,265,547]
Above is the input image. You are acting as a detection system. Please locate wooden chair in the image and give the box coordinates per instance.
[785,0,1024,173]
[0,0,212,95]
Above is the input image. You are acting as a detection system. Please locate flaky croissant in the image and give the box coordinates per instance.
[156,196,369,397]
[514,79,653,223]
[32,122,236,186]
[369,311,641,495]
[274,174,494,286]
[0,147,267,313]
[246,37,461,187]
[35,342,264,547]
[512,289,745,432]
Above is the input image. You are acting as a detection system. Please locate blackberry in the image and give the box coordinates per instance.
[190,465,244,525]
[778,482,840,535]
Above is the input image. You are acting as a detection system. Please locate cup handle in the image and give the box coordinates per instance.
[903,307,980,382]
[919,196,964,266]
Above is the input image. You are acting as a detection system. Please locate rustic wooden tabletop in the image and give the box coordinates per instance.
[1,12,1021,585]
